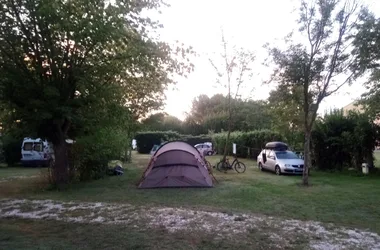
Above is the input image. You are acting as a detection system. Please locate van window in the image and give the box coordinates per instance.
[23,142,33,151]
[33,142,43,152]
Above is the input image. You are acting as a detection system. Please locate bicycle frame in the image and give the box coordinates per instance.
[225,155,238,169]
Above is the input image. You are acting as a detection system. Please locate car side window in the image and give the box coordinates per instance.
[268,151,275,159]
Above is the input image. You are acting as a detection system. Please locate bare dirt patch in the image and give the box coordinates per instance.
[1,199,379,250]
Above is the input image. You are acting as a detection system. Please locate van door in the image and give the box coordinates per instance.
[21,141,34,161]
[22,141,44,161]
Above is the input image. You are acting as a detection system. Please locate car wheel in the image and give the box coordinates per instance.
[275,166,281,176]
[258,162,263,171]
[207,151,213,156]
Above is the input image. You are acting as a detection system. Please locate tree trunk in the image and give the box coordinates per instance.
[302,129,312,186]
[223,126,232,161]
[223,92,232,162]
[53,138,69,190]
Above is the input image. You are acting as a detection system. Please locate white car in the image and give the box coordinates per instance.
[194,143,214,156]
[257,149,305,175]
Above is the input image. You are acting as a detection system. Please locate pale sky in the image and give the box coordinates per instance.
[152,0,380,120]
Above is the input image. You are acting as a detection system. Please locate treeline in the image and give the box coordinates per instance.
[135,130,282,158]
[140,94,273,135]
[138,107,379,171]
[140,94,302,147]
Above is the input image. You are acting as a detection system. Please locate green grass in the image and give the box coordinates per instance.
[0,166,44,179]
[1,152,380,235]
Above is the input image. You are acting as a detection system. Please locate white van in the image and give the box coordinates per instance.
[21,138,54,167]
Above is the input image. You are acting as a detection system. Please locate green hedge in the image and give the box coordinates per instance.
[312,111,377,171]
[135,131,212,154]
[212,130,283,158]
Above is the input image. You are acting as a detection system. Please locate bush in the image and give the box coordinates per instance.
[1,135,22,166]
[135,131,212,154]
[72,127,131,181]
[312,110,377,171]
[212,130,283,158]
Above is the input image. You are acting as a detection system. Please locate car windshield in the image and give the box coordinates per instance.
[275,151,299,159]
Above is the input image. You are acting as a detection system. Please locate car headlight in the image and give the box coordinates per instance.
[284,164,292,168]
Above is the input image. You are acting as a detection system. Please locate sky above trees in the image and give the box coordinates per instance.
[152,0,380,120]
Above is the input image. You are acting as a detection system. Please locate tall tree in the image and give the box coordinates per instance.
[267,0,361,185]
[352,9,380,118]
[185,94,272,135]
[141,112,183,133]
[268,85,304,148]
[209,31,255,161]
[0,0,192,188]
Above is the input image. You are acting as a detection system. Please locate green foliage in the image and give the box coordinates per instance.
[139,94,274,137]
[268,85,304,148]
[1,135,22,166]
[184,94,272,135]
[267,0,362,184]
[0,0,193,186]
[312,110,377,171]
[140,113,184,133]
[135,131,212,154]
[352,9,380,119]
[212,130,283,158]
[72,127,131,181]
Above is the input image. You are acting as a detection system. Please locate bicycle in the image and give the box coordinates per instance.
[216,155,246,173]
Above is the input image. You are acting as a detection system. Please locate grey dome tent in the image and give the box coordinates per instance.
[138,141,213,188]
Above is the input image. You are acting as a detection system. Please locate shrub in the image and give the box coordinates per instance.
[1,135,22,166]
[212,130,283,158]
[72,127,131,181]
[312,110,377,171]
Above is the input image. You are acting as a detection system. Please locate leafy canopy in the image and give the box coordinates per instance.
[0,0,193,143]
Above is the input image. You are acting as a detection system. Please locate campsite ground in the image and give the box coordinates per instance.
[1,153,380,249]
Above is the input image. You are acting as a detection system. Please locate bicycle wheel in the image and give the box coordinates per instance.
[234,161,246,173]
[216,161,228,172]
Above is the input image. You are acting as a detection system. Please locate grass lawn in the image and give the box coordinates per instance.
[0,166,44,180]
[1,152,380,236]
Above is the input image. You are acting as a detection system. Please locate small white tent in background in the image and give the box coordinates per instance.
[132,139,137,150]
[65,139,75,144]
